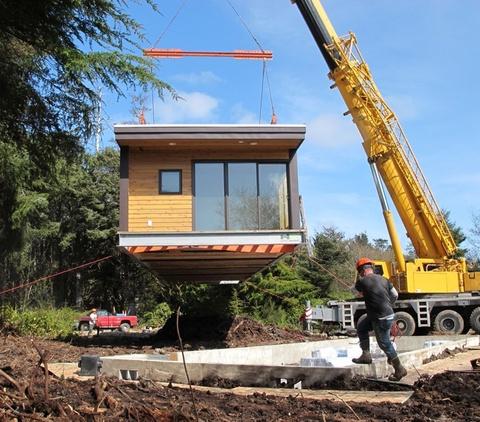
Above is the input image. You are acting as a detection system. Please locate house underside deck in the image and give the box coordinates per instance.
[119,230,304,283]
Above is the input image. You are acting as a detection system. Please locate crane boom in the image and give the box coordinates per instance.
[292,0,457,266]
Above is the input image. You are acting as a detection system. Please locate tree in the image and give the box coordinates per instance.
[442,210,467,258]
[0,0,174,258]
[0,1,175,309]
[239,256,319,326]
[468,212,480,269]
[348,232,394,265]
[297,227,353,295]
[0,0,173,143]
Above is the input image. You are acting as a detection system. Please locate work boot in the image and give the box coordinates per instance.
[352,350,372,364]
[388,356,407,381]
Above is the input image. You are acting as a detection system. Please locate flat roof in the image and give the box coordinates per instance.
[114,124,306,149]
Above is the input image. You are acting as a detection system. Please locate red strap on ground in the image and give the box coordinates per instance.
[0,255,113,297]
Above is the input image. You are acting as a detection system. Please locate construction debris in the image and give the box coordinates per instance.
[0,328,479,420]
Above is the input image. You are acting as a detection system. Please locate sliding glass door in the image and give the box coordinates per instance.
[194,162,289,231]
[194,163,225,231]
[259,164,288,230]
[227,163,257,230]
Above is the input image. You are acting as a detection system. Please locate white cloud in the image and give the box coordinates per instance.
[173,71,222,85]
[306,113,359,148]
[155,91,219,123]
[230,103,258,124]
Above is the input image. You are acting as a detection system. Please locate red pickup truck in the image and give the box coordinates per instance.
[77,310,138,333]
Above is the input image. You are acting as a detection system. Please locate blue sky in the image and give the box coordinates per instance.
[102,0,480,251]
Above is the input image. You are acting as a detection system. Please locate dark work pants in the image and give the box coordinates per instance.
[357,314,397,360]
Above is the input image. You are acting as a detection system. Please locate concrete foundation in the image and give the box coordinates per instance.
[100,335,479,387]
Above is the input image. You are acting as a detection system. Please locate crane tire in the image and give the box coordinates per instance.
[469,307,480,334]
[393,311,416,336]
[434,309,464,334]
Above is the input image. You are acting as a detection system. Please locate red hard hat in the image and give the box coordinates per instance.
[356,257,374,271]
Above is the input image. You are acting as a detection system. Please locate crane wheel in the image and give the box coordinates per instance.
[393,311,416,336]
[469,307,480,334]
[434,309,464,334]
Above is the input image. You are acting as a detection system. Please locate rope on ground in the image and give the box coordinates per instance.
[328,392,361,420]
[0,255,113,297]
[176,306,199,422]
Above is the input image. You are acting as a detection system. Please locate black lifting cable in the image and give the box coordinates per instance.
[151,0,190,49]
[225,0,276,123]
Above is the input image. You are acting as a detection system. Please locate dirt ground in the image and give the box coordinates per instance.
[0,317,479,421]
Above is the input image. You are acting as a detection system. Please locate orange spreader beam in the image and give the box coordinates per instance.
[143,48,272,60]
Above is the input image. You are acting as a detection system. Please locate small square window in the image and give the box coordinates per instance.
[159,170,182,194]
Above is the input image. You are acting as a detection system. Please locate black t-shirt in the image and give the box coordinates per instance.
[355,273,395,319]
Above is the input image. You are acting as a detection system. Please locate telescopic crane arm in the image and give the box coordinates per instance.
[292,0,458,271]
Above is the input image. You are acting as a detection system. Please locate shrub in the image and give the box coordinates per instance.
[140,302,172,328]
[0,306,81,338]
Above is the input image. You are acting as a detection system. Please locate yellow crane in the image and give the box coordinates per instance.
[292,0,480,334]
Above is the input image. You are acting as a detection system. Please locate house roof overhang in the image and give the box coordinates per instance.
[114,124,306,150]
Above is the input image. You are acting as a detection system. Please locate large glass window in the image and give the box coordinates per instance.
[227,163,258,230]
[194,161,289,231]
[259,164,288,229]
[194,163,225,230]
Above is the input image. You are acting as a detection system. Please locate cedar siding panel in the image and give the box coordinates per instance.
[129,150,192,232]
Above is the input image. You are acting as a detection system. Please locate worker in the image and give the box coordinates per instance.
[88,308,97,336]
[351,258,407,381]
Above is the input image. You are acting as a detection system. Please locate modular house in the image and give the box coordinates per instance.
[115,124,306,284]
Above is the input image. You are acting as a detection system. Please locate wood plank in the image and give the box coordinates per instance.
[129,198,192,204]
[129,200,192,204]
[147,266,267,274]
[129,210,192,215]
[136,253,280,260]
[128,227,192,232]
[129,211,192,216]
[158,382,413,404]
[128,214,192,219]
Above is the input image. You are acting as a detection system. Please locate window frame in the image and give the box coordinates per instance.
[158,169,182,195]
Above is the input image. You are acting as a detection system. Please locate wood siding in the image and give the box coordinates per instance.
[128,148,290,232]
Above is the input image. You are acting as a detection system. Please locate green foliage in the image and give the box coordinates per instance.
[0,0,173,312]
[228,288,244,316]
[1,306,80,338]
[140,303,172,329]
[239,257,320,327]
[298,227,353,295]
[468,212,480,269]
[442,209,467,258]
[0,0,174,145]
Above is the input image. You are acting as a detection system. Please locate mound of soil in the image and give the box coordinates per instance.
[156,315,325,348]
